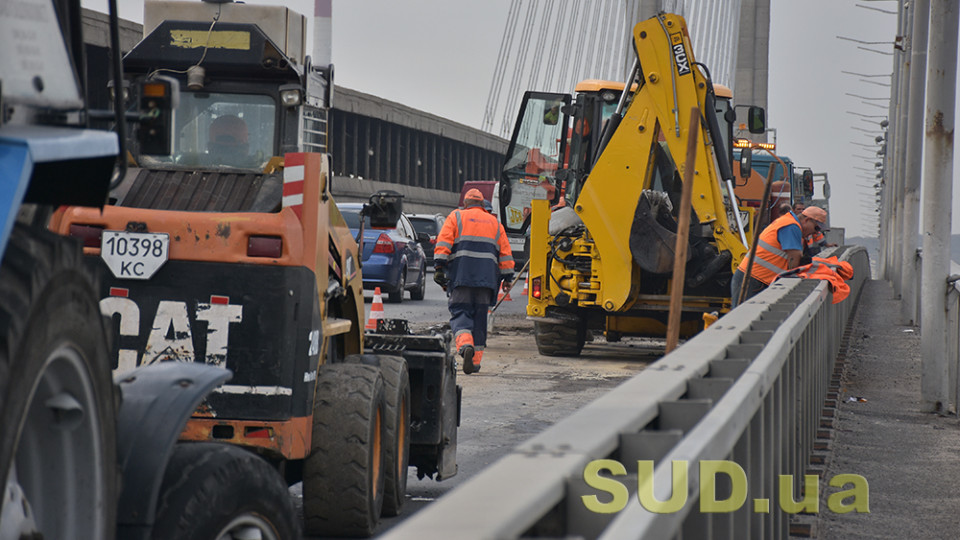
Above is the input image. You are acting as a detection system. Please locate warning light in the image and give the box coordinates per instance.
[531,277,542,299]
[733,138,776,151]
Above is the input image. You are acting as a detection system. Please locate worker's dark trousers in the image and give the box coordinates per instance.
[448,286,494,350]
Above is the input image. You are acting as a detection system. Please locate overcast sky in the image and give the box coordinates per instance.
[81,0,948,239]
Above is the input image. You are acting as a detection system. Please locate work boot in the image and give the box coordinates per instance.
[472,350,483,373]
[459,344,476,374]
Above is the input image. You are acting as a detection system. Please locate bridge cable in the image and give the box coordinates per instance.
[556,0,583,92]
[568,0,592,92]
[499,0,539,136]
[482,0,522,132]
[580,0,601,83]
[543,0,570,92]
[526,0,557,91]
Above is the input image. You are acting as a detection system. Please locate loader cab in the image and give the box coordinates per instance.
[122,18,332,174]
[499,82,641,235]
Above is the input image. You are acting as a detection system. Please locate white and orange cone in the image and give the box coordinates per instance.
[522,277,528,296]
[366,287,385,331]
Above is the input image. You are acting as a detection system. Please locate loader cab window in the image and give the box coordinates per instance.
[138,92,276,170]
[714,95,733,163]
[499,92,570,235]
[565,89,624,204]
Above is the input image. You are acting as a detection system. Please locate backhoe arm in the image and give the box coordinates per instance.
[574,13,746,311]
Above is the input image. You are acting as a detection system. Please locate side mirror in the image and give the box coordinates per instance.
[739,148,753,179]
[363,190,403,228]
[801,169,815,197]
[417,232,430,243]
[747,106,765,134]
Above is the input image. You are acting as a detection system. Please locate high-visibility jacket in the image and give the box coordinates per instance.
[776,256,855,303]
[435,206,514,291]
[804,231,827,255]
[738,212,802,285]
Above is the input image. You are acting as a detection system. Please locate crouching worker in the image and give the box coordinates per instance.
[731,206,827,307]
[434,189,515,374]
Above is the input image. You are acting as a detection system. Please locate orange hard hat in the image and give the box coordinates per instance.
[463,188,485,202]
[801,206,827,224]
[209,115,248,146]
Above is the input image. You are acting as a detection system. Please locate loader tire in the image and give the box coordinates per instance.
[0,225,117,540]
[151,443,299,540]
[535,318,586,357]
[304,363,385,537]
[345,354,411,516]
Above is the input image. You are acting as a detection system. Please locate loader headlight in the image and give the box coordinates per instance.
[279,85,302,107]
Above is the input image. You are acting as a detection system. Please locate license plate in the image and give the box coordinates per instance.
[101,231,169,280]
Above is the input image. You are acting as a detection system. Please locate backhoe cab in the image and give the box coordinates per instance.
[501,13,759,355]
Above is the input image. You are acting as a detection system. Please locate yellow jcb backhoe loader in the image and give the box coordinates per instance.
[498,13,762,355]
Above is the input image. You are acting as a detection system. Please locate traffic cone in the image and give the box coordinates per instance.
[522,278,528,296]
[366,287,385,331]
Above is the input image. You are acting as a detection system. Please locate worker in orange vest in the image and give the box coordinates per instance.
[434,189,515,374]
[731,205,827,307]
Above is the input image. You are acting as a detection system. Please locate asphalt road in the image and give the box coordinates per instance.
[297,274,666,539]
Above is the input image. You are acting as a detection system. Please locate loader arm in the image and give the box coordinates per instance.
[575,13,745,311]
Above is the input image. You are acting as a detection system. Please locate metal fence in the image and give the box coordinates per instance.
[384,245,870,540]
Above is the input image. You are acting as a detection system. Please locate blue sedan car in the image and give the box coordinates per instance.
[338,203,428,303]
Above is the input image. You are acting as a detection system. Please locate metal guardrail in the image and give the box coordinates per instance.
[947,261,960,410]
[384,245,870,540]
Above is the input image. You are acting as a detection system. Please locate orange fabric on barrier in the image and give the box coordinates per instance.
[776,256,854,303]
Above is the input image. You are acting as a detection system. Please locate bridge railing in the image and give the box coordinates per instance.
[384,245,870,540]
[947,261,960,409]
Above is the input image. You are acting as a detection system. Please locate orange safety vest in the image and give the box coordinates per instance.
[738,212,802,285]
[435,206,514,291]
[804,230,826,250]
[776,256,855,303]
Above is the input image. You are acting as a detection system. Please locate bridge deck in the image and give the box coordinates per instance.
[820,279,960,538]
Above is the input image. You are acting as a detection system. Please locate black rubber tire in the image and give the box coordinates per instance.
[151,443,298,540]
[345,354,411,516]
[303,363,386,537]
[535,319,587,357]
[0,225,117,539]
[389,269,406,303]
[410,264,426,300]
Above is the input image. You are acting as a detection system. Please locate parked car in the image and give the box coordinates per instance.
[407,213,446,266]
[338,203,428,303]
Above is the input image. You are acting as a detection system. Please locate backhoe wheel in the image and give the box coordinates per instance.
[345,354,411,516]
[534,318,587,357]
[304,363,385,537]
[151,443,299,540]
[0,225,117,540]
